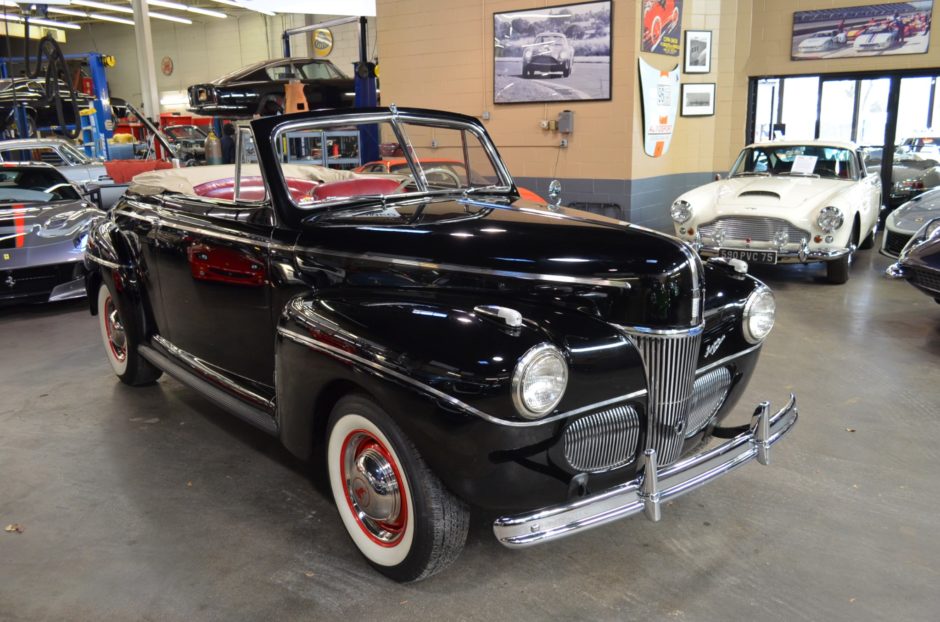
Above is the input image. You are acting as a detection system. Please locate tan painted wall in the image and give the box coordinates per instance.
[748,0,940,77]
[376,0,757,182]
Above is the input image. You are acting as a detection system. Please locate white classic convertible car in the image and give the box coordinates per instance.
[671,140,881,284]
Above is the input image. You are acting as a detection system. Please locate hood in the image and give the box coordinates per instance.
[891,189,940,233]
[708,176,847,211]
[857,31,892,44]
[297,198,705,329]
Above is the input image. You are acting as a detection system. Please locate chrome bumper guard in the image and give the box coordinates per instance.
[493,394,798,548]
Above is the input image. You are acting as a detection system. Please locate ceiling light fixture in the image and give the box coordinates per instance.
[88,12,136,25]
[209,0,275,17]
[148,11,193,24]
[148,0,227,19]
[0,14,82,30]
[73,0,134,14]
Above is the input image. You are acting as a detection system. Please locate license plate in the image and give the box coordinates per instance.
[718,249,777,264]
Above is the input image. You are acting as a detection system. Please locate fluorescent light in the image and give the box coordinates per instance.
[0,14,81,30]
[74,0,134,13]
[89,12,135,25]
[209,0,275,16]
[48,7,91,17]
[149,11,193,24]
[148,0,227,18]
[186,6,227,18]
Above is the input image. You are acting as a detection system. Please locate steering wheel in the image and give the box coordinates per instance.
[422,167,462,188]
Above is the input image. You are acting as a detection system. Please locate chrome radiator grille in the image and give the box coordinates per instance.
[623,327,703,465]
[563,404,640,472]
[686,366,732,437]
[698,217,810,244]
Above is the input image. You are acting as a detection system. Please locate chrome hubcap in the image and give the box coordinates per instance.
[342,431,405,544]
[104,298,127,361]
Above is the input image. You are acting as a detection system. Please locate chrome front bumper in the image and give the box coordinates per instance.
[493,394,798,548]
[696,244,851,264]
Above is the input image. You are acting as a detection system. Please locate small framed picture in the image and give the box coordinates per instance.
[683,30,712,74]
[680,83,715,116]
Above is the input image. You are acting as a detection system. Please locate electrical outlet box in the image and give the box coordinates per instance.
[482,111,491,120]
[548,119,558,131]
[558,110,573,134]
[560,138,569,148]
[539,119,550,130]
[431,139,438,148]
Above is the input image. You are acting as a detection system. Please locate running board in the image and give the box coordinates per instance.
[138,344,278,436]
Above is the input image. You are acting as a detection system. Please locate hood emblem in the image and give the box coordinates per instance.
[704,334,725,358]
[4,274,14,289]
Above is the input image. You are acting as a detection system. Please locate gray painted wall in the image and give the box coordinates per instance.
[515,172,716,233]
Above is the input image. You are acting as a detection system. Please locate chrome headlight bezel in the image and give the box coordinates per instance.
[671,199,692,224]
[742,287,776,344]
[511,343,568,419]
[816,206,844,233]
[899,217,940,258]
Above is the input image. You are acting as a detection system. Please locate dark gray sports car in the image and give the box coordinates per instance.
[0,163,100,303]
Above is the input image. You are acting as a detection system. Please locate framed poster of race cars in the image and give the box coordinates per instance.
[493,0,612,104]
[791,0,932,60]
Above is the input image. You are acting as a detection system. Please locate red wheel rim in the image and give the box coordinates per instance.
[340,429,408,547]
[103,295,127,362]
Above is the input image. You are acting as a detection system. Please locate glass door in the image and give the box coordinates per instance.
[818,79,856,141]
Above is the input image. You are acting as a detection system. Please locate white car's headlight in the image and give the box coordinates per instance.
[512,343,568,419]
[671,199,692,224]
[742,287,775,344]
[816,206,844,233]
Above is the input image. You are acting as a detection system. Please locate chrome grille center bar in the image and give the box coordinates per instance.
[619,324,704,466]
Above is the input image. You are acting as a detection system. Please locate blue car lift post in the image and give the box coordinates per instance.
[0,52,114,158]
[281,16,379,164]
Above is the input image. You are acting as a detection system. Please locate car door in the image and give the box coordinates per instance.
[149,196,277,390]
[857,149,881,227]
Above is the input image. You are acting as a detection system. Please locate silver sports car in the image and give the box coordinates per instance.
[0,138,125,209]
[0,163,101,303]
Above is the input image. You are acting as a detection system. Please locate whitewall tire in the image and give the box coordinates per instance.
[326,394,469,582]
[96,280,162,386]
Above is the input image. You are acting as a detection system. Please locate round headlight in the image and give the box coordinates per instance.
[512,343,568,419]
[742,287,775,344]
[671,200,692,224]
[816,206,844,233]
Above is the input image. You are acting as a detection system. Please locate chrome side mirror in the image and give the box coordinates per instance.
[548,179,562,206]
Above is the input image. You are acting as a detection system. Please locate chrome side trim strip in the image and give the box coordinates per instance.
[84,253,126,270]
[695,342,762,375]
[294,247,633,289]
[277,326,645,428]
[153,335,275,412]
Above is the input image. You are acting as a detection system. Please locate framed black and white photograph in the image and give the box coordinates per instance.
[680,83,715,116]
[493,0,612,104]
[683,30,711,73]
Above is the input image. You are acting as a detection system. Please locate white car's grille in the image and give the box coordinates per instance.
[698,217,810,244]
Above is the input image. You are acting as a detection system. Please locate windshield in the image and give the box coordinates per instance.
[730,145,858,180]
[166,126,207,141]
[273,117,509,209]
[0,167,80,203]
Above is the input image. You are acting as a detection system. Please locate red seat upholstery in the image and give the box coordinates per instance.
[191,176,319,202]
[312,177,403,201]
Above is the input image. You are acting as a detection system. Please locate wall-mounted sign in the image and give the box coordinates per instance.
[641,0,682,56]
[638,58,679,157]
[792,0,932,60]
[493,0,612,104]
[161,56,174,76]
[312,28,334,57]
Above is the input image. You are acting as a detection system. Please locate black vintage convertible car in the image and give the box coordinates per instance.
[83,107,798,582]
[187,57,355,118]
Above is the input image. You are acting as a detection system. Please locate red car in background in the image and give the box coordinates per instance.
[355,158,546,202]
